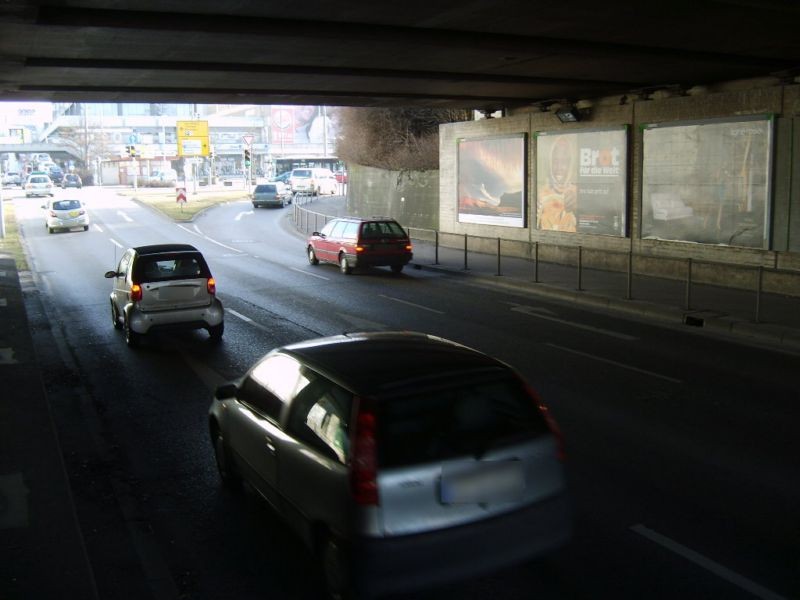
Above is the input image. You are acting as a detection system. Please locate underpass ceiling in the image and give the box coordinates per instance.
[1,1,799,109]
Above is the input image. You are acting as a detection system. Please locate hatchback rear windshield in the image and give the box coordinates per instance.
[52,200,82,210]
[255,185,277,193]
[376,374,549,467]
[133,253,210,282]
[292,169,311,178]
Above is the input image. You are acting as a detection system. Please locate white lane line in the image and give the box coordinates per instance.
[547,343,682,383]
[194,224,202,235]
[116,210,133,222]
[235,210,253,221]
[93,223,104,233]
[512,305,637,341]
[176,224,245,253]
[177,224,202,237]
[109,238,124,249]
[290,267,330,280]
[631,524,787,600]
[227,309,253,323]
[379,294,445,314]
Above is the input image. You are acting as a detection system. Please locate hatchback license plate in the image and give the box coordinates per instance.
[440,460,525,504]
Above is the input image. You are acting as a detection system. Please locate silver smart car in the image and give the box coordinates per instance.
[105,244,224,347]
[209,332,571,599]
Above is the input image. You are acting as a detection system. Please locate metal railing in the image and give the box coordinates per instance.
[293,203,800,324]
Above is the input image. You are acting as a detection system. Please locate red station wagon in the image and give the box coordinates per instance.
[307,217,413,275]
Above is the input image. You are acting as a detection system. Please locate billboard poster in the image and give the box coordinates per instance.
[271,106,325,144]
[536,128,627,235]
[642,116,771,249]
[457,134,526,227]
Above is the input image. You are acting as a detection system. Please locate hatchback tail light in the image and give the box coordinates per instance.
[350,397,379,505]
[207,277,217,295]
[520,378,566,461]
[130,283,142,302]
[405,243,413,251]
[48,210,56,217]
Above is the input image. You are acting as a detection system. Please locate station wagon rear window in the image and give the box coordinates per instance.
[360,221,407,239]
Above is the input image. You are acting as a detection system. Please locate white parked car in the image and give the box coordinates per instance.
[42,198,90,233]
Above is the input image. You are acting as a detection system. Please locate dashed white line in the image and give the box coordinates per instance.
[93,224,104,233]
[512,305,637,340]
[109,238,124,249]
[631,524,787,600]
[235,210,253,221]
[547,343,682,383]
[116,210,133,222]
[378,294,445,314]
[291,267,330,280]
[227,309,253,323]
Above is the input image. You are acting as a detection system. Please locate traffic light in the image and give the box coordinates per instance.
[244,148,251,167]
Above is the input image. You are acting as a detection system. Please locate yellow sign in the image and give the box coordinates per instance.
[176,120,210,157]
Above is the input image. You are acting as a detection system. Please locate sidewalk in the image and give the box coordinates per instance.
[302,195,800,353]
[0,255,98,600]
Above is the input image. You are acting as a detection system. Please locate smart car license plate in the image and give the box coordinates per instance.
[68,210,80,217]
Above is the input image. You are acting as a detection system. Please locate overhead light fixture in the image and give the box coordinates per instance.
[555,105,581,123]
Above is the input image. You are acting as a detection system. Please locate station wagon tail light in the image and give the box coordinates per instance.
[207,277,217,295]
[130,284,142,302]
[405,243,413,251]
[355,245,366,253]
[351,397,379,505]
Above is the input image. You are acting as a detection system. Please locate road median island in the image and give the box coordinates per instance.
[120,189,247,221]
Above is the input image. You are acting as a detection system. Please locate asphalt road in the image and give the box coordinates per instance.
[12,187,800,600]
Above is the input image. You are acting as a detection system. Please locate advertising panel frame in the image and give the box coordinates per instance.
[641,114,773,249]
[457,133,527,228]
[535,126,628,237]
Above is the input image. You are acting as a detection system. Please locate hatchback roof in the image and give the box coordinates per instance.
[133,243,200,255]
[279,331,508,396]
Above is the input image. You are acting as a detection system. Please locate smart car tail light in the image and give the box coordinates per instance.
[207,277,217,295]
[351,397,379,505]
[130,284,142,302]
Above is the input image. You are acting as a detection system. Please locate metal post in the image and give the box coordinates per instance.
[685,258,692,310]
[626,251,633,300]
[434,231,439,265]
[577,246,583,291]
[755,266,763,323]
[534,241,539,283]
[463,233,469,270]
[496,238,501,276]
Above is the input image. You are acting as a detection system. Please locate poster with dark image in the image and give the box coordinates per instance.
[536,128,627,236]
[458,135,526,227]
[642,116,771,249]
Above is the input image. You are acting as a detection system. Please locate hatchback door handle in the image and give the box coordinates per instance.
[265,436,277,455]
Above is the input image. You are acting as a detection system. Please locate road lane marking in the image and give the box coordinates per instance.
[177,224,202,237]
[227,308,253,323]
[93,224,103,232]
[290,267,330,280]
[110,238,124,249]
[177,225,244,254]
[631,524,787,600]
[547,343,682,383]
[379,294,445,314]
[235,210,253,221]
[512,305,637,340]
[116,210,133,222]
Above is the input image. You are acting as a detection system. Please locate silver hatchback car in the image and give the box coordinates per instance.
[208,332,571,599]
[105,244,224,347]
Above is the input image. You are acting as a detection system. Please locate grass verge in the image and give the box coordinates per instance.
[0,201,28,271]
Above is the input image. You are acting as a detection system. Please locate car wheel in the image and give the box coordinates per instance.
[213,430,241,491]
[110,301,123,330]
[208,322,224,343]
[252,203,258,209]
[339,254,352,275]
[83,225,89,231]
[391,264,403,274]
[47,227,54,234]
[124,316,140,348]
[308,246,319,265]
[321,535,355,600]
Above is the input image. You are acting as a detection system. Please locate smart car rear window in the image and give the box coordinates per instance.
[52,200,81,210]
[134,253,210,282]
[376,375,549,467]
